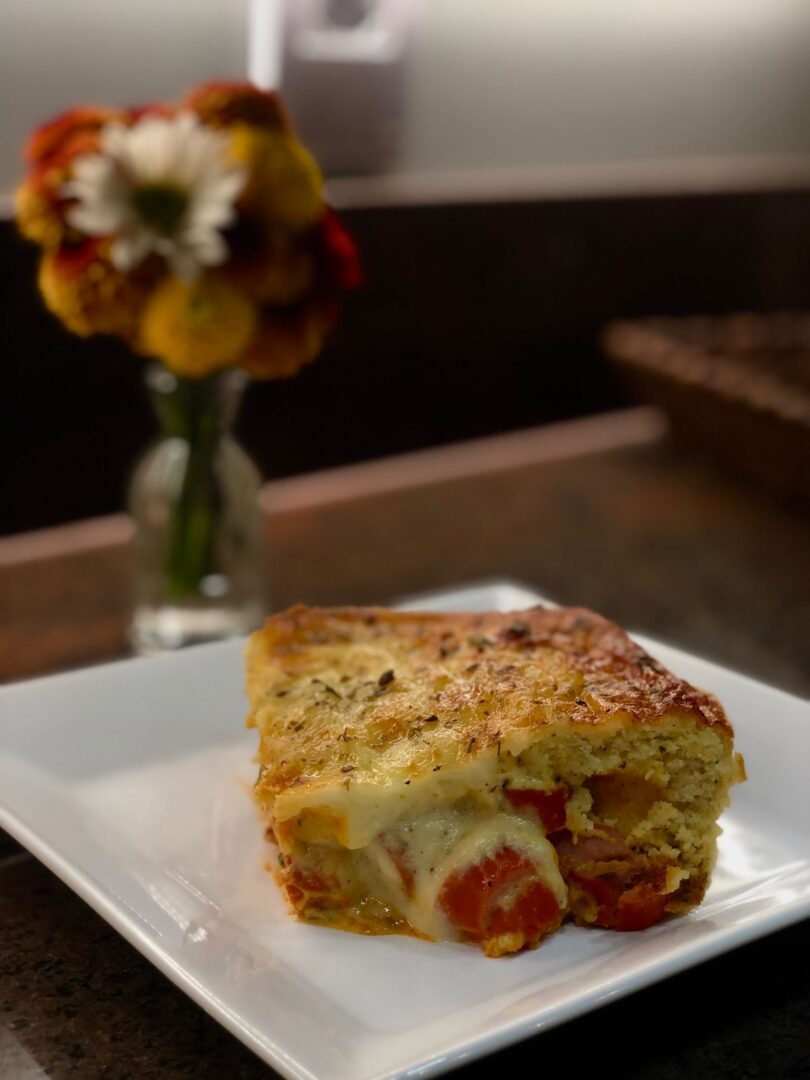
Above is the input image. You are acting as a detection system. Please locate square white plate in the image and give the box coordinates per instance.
[1,581,808,1080]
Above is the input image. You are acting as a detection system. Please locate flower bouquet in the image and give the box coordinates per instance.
[16,82,361,651]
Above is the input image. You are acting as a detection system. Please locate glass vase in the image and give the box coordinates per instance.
[128,364,265,654]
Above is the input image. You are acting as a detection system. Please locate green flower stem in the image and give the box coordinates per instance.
[160,374,223,602]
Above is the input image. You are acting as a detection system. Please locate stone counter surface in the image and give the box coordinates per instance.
[2,853,808,1079]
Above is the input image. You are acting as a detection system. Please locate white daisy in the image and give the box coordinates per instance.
[64,111,245,281]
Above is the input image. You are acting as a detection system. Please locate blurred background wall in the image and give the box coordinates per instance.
[5,0,810,197]
[3,0,810,534]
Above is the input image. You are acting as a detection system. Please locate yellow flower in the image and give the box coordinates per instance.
[38,238,149,338]
[15,179,66,249]
[229,124,323,233]
[237,305,327,381]
[140,274,257,378]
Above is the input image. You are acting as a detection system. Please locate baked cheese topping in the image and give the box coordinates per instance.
[246,605,741,955]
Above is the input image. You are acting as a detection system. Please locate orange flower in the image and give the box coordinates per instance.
[185,81,289,133]
[237,304,329,380]
[140,274,257,378]
[221,220,316,305]
[17,125,116,249]
[38,238,152,338]
[224,206,360,380]
[25,105,126,167]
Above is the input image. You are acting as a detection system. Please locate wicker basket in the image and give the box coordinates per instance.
[601,313,810,499]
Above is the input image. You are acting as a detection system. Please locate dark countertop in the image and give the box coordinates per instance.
[3,855,808,1080]
[2,412,809,1079]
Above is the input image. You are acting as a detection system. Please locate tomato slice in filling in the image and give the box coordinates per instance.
[504,786,568,833]
[437,846,561,945]
[568,866,669,931]
[286,865,337,911]
[553,828,670,932]
[614,881,669,931]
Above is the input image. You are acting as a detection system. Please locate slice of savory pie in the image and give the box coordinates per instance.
[246,605,744,956]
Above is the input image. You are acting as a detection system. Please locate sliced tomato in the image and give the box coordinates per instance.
[290,865,334,893]
[437,846,560,945]
[488,879,561,938]
[571,870,668,931]
[286,883,304,905]
[286,864,338,911]
[504,786,568,834]
[615,882,669,931]
[553,826,632,868]
[570,870,618,915]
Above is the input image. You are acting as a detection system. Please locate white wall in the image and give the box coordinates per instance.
[401,0,810,172]
[3,0,810,210]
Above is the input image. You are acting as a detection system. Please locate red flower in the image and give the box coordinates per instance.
[317,208,363,291]
[47,235,106,280]
[16,127,112,249]
[25,105,125,167]
[184,81,290,133]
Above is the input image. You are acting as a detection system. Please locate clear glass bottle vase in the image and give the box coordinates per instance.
[128,364,265,654]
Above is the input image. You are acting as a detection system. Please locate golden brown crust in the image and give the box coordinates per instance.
[246,604,732,802]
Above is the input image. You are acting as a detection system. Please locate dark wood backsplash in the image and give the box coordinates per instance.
[4,189,810,535]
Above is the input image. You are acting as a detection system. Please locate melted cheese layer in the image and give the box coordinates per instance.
[355,808,567,942]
